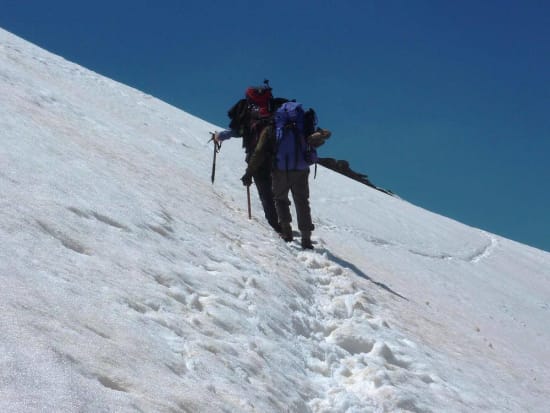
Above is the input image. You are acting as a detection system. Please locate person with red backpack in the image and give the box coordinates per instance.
[214,81,287,234]
[241,101,330,249]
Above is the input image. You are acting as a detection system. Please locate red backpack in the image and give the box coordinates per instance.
[227,80,289,154]
[245,85,273,119]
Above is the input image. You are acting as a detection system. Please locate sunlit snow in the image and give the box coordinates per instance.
[1,27,549,412]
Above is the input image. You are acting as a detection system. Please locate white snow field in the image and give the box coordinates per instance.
[1,27,549,413]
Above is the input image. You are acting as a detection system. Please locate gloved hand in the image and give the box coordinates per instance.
[306,128,332,147]
[241,173,253,186]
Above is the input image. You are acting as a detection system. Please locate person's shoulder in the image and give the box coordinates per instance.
[228,99,248,117]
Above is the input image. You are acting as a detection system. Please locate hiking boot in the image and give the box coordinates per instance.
[301,231,313,249]
[280,223,293,242]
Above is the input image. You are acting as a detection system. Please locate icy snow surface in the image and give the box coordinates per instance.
[1,27,549,412]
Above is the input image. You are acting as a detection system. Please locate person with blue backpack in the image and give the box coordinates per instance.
[242,101,330,249]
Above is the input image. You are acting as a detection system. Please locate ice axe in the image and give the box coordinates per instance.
[247,185,252,220]
[208,132,221,184]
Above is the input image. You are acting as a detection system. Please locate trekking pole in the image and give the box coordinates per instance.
[246,185,252,219]
[208,132,221,184]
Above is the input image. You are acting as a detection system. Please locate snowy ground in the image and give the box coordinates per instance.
[1,27,549,412]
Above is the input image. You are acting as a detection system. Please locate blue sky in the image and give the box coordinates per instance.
[2,0,549,252]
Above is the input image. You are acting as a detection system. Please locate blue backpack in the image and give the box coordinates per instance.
[274,102,318,171]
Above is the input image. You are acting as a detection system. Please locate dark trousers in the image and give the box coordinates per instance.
[272,169,314,232]
[252,172,280,232]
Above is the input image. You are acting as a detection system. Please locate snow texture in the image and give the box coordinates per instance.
[1,27,549,412]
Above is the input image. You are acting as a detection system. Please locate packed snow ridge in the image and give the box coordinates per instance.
[1,27,549,413]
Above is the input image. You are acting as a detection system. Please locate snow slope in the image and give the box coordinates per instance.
[1,27,549,412]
